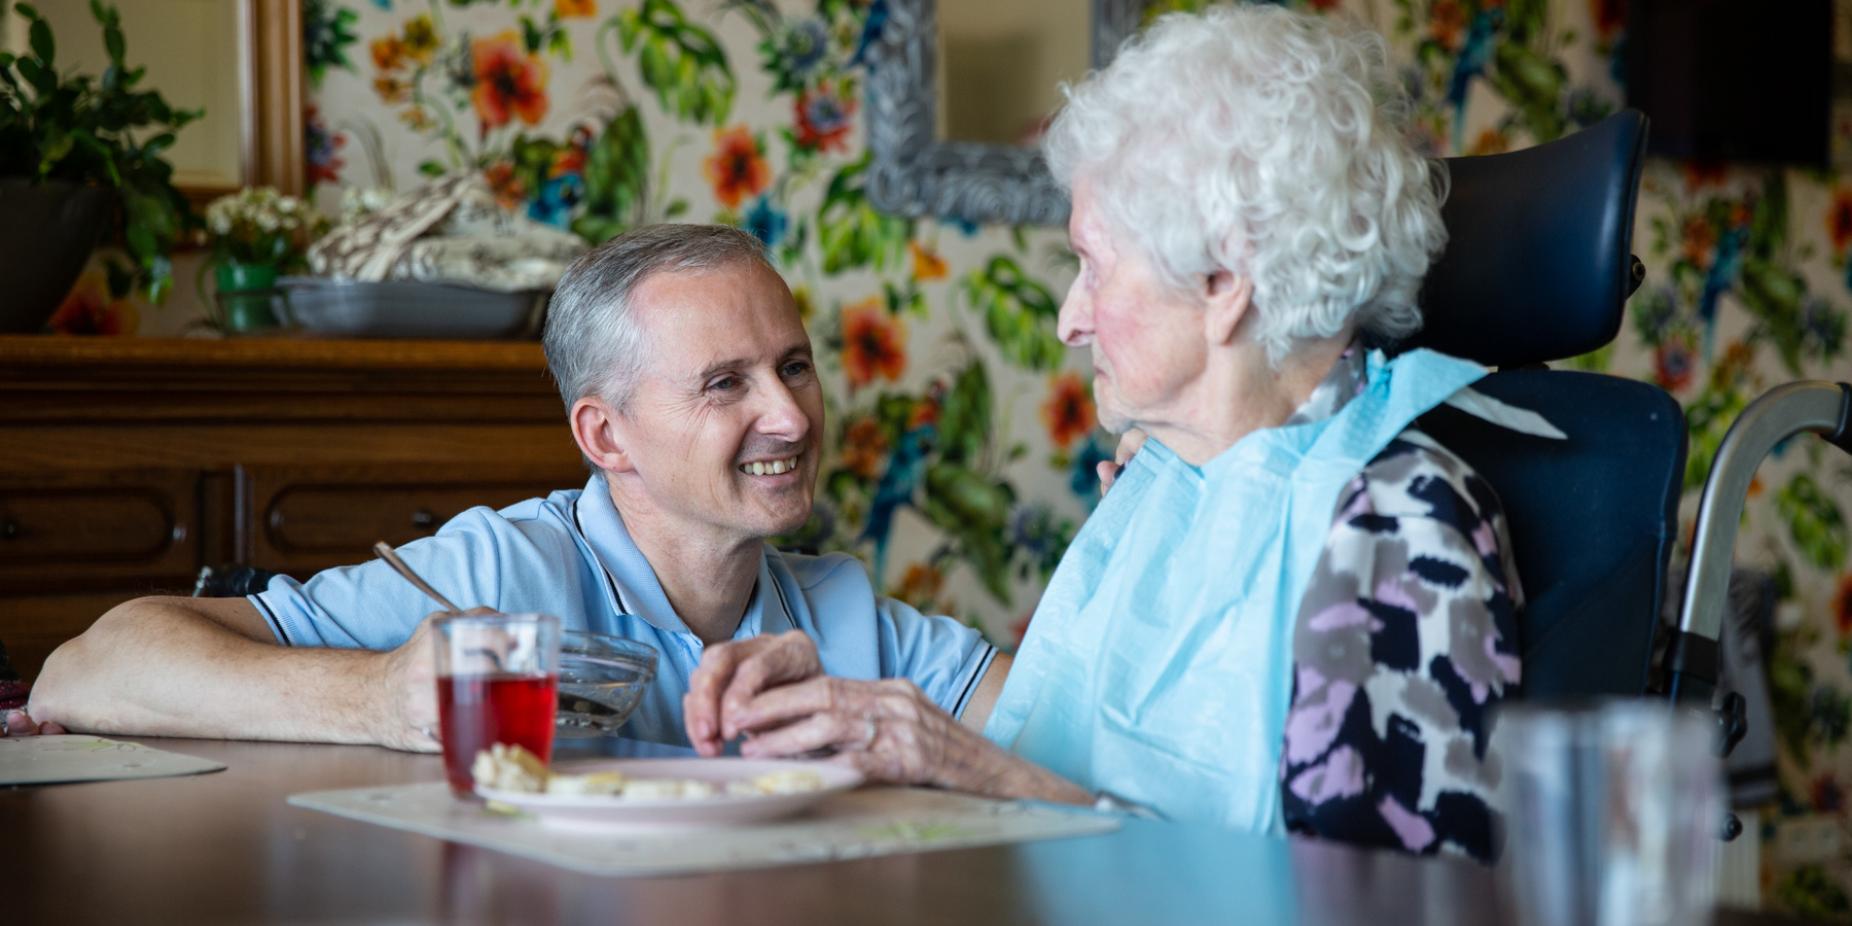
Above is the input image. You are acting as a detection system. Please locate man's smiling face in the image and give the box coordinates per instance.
[608,258,823,547]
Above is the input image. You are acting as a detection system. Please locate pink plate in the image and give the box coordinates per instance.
[475,757,863,831]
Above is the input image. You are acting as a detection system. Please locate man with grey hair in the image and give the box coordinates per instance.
[16,224,1002,752]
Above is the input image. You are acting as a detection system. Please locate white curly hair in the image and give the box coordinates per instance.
[1042,4,1447,364]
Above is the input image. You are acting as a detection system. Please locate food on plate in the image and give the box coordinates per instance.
[731,769,825,796]
[621,777,719,800]
[470,744,829,800]
[471,743,547,793]
[543,770,629,796]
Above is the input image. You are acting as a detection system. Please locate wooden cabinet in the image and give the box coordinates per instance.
[0,469,205,593]
[239,462,578,576]
[0,337,585,680]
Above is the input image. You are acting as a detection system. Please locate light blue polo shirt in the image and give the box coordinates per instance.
[249,473,997,747]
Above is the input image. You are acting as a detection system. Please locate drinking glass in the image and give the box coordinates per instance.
[434,612,561,797]
[1497,699,1722,926]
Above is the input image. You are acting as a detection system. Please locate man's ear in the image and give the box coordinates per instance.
[569,395,634,474]
[1202,269,1254,347]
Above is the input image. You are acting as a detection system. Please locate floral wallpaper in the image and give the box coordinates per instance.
[42,0,1852,912]
[293,0,1100,651]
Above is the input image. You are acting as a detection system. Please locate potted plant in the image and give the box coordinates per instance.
[0,0,197,332]
[202,187,325,333]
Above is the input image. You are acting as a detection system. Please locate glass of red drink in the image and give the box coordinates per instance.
[434,612,561,797]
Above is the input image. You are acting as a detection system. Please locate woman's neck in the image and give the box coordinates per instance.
[1147,336,1352,467]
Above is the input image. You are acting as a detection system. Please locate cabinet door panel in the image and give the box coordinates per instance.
[240,465,584,575]
[0,470,203,592]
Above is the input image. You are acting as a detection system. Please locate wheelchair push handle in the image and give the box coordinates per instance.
[1671,381,1852,705]
[1829,382,1852,455]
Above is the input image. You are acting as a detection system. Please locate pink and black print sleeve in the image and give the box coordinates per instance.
[1278,428,1524,864]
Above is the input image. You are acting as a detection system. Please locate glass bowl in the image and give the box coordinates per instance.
[555,631,659,739]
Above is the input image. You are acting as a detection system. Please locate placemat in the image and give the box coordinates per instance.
[0,735,225,786]
[290,782,1120,877]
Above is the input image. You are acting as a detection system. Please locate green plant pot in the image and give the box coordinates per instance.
[214,262,287,333]
[0,179,116,333]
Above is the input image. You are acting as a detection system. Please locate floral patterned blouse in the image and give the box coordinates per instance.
[1276,349,1524,864]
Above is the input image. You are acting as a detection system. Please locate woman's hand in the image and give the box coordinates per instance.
[1097,429,1147,495]
[728,674,1091,804]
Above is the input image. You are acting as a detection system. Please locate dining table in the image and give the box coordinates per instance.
[1,735,1805,925]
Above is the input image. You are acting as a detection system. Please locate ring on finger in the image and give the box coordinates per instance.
[856,716,878,750]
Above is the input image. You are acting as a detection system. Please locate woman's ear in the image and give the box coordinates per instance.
[569,396,634,474]
[1202,270,1254,347]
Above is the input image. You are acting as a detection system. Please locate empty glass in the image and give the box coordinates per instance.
[1496,700,1722,926]
[554,630,659,738]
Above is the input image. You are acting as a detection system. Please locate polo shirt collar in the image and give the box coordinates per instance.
[573,473,794,640]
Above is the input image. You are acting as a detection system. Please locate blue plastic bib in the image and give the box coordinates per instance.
[984,349,1487,831]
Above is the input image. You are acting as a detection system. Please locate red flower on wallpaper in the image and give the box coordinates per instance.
[704,125,771,210]
[1468,128,1509,156]
[1680,214,1717,269]
[471,31,549,134]
[482,161,526,209]
[890,562,947,612]
[1828,188,1852,256]
[1041,371,1096,451]
[839,416,889,480]
[1429,0,1467,52]
[794,81,856,152]
[1834,573,1852,637]
[554,0,597,18]
[840,299,907,389]
[48,270,138,336]
[370,35,405,72]
[552,126,593,178]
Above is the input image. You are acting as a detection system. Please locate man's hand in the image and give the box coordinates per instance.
[367,611,452,753]
[682,630,821,757]
[1097,429,1147,495]
[2,708,65,737]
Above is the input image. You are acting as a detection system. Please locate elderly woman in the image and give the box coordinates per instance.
[685,5,1532,863]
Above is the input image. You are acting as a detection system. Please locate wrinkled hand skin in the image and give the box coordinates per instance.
[725,674,1090,804]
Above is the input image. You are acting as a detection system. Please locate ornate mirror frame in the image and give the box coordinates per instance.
[238,0,307,199]
[188,0,305,208]
[864,0,1146,226]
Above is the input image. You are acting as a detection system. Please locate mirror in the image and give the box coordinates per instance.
[866,0,1144,226]
[7,0,305,206]
[935,0,1090,146]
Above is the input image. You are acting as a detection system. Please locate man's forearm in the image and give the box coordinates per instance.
[29,598,392,745]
